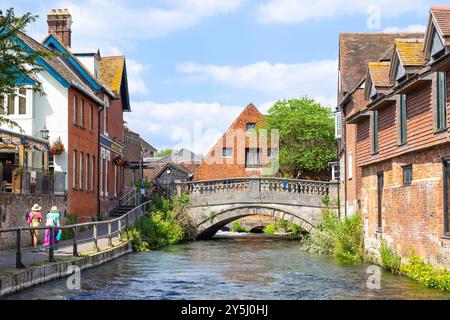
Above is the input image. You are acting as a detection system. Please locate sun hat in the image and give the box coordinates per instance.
[31,204,42,211]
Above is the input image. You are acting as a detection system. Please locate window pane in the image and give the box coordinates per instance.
[0,96,4,114]
[222,148,233,157]
[246,123,256,132]
[19,88,26,96]
[400,94,407,144]
[73,96,78,124]
[19,96,26,115]
[246,148,262,168]
[7,95,15,115]
[437,72,447,130]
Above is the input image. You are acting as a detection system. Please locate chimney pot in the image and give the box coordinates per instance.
[47,8,72,48]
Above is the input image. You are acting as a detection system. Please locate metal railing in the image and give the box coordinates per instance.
[0,164,66,195]
[0,200,152,269]
[118,187,139,206]
[178,177,332,196]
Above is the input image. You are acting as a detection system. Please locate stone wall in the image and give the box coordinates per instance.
[361,145,450,266]
[0,194,67,250]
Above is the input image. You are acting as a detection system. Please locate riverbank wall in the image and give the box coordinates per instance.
[0,241,132,297]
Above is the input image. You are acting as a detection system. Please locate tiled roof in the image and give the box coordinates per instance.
[431,6,450,39]
[368,62,392,88]
[16,32,104,105]
[99,56,125,94]
[395,39,425,67]
[339,32,425,98]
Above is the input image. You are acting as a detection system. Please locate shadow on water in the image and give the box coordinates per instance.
[4,233,450,300]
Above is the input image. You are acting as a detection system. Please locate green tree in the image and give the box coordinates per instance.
[156,149,173,158]
[0,8,53,128]
[263,97,335,178]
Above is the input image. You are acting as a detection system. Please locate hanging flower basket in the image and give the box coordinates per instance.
[50,137,65,155]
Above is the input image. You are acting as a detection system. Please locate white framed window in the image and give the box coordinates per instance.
[86,153,89,191]
[89,104,93,131]
[99,155,103,196]
[3,88,29,116]
[79,152,84,190]
[103,97,109,136]
[79,99,84,128]
[91,156,95,191]
[72,150,77,189]
[335,111,342,139]
[222,147,233,158]
[348,151,353,180]
[73,95,78,125]
[114,164,117,197]
[104,159,109,197]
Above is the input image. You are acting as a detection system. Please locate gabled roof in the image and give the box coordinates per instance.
[339,32,425,99]
[98,56,131,111]
[99,56,124,93]
[368,62,392,88]
[395,39,425,67]
[42,33,116,99]
[15,32,104,105]
[431,6,450,40]
[144,162,191,181]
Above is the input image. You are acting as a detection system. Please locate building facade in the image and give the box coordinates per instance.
[195,103,276,180]
[337,6,450,265]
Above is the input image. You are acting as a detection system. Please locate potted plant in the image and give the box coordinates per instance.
[50,137,65,155]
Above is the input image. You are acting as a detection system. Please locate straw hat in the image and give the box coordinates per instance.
[50,206,58,212]
[31,204,42,211]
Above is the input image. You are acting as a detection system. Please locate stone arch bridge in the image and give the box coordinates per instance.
[176,178,338,239]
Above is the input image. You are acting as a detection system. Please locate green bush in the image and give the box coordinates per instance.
[277,219,289,229]
[380,240,402,273]
[401,256,450,291]
[305,209,364,262]
[263,224,277,235]
[125,228,150,252]
[136,211,184,249]
[287,222,305,237]
[230,221,250,233]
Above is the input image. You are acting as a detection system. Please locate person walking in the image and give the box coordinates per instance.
[44,206,61,251]
[27,204,43,250]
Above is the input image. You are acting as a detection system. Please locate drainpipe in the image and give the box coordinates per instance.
[343,115,348,219]
[97,103,105,219]
[336,138,341,219]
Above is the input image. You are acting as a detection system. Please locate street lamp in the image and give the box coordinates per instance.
[40,125,49,140]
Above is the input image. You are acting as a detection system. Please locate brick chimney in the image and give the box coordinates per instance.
[47,9,72,48]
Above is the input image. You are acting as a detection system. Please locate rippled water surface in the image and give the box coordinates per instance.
[6,237,450,300]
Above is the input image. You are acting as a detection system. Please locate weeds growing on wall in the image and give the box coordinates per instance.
[379,240,402,274]
[400,255,450,291]
[230,221,250,233]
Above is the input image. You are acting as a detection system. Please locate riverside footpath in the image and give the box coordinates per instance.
[0,201,151,297]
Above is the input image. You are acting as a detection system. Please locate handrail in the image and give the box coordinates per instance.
[0,200,152,269]
[118,187,138,206]
[177,177,335,185]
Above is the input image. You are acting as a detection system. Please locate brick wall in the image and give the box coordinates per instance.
[361,144,450,266]
[195,104,273,180]
[0,194,67,250]
[67,88,99,222]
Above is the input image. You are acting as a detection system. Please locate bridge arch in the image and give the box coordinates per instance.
[196,205,317,240]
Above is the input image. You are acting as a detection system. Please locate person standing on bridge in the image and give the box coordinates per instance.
[27,204,43,250]
[44,206,61,251]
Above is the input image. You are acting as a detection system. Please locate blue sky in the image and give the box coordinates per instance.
[4,0,449,154]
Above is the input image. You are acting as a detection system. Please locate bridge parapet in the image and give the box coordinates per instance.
[178,177,334,197]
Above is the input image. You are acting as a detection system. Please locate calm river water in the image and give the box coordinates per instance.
[6,235,450,300]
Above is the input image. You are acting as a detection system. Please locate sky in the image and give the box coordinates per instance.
[3,0,449,155]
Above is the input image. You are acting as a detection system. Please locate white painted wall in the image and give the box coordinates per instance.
[1,69,69,190]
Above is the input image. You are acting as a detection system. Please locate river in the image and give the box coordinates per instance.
[5,234,450,300]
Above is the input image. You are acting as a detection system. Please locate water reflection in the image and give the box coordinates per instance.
[5,236,450,300]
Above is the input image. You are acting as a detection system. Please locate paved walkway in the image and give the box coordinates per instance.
[0,219,124,270]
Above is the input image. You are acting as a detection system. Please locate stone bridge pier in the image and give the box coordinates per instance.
[176,178,338,239]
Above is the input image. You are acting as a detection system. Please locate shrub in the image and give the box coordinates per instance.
[277,219,289,229]
[126,228,150,252]
[305,209,364,262]
[401,256,450,292]
[136,211,184,249]
[230,221,250,233]
[379,240,402,273]
[263,224,277,235]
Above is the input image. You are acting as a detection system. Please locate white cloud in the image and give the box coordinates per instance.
[383,24,427,33]
[29,0,241,49]
[177,59,338,108]
[257,0,430,24]
[126,59,150,96]
[125,100,245,154]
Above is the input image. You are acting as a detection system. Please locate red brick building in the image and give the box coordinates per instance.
[195,103,276,180]
[337,6,450,265]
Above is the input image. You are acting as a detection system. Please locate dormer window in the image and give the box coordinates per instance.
[430,28,445,61]
[395,62,407,84]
